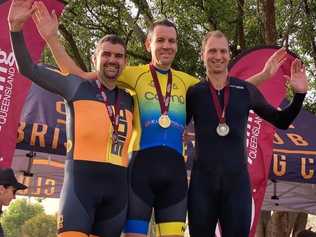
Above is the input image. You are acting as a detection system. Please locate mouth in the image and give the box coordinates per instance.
[211,61,224,67]
[104,64,119,72]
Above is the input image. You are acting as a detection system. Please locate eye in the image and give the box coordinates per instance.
[115,53,124,59]
[102,51,111,57]
[169,39,176,44]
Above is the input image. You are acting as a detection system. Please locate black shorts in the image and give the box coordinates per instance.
[58,160,128,237]
[188,166,252,237]
[124,146,188,236]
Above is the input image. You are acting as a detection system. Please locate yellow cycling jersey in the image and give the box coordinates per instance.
[118,64,198,154]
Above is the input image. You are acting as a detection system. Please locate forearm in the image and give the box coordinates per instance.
[10,31,35,79]
[10,31,76,98]
[274,93,306,129]
[246,70,270,86]
[46,35,96,79]
[255,92,306,129]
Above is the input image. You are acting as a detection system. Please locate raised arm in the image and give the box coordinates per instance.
[32,1,96,79]
[249,59,308,129]
[8,0,79,99]
[246,48,288,86]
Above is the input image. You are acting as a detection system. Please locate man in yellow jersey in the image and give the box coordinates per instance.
[9,1,134,236]
[30,2,287,236]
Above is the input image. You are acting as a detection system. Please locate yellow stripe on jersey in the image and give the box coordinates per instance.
[155,221,186,236]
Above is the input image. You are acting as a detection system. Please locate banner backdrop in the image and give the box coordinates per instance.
[13,83,66,198]
[228,46,297,237]
[0,0,64,168]
[270,100,316,184]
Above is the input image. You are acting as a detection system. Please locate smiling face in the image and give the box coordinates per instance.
[146,25,177,70]
[93,41,127,84]
[201,32,231,75]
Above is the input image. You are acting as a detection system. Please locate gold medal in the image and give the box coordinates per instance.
[216,123,230,136]
[159,115,171,128]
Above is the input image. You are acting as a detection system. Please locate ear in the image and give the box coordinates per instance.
[0,185,5,194]
[145,36,151,53]
[91,54,96,67]
[200,51,204,63]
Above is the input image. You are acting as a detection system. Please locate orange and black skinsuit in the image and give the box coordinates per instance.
[11,31,133,237]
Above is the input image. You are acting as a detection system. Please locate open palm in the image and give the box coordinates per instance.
[289,59,308,93]
[8,0,34,31]
[32,1,59,41]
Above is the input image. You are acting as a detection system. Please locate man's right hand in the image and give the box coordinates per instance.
[8,0,35,32]
[32,1,59,43]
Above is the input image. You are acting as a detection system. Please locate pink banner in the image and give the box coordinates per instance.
[229,47,297,237]
[0,0,64,168]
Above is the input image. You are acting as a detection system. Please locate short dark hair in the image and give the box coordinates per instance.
[201,30,229,54]
[95,34,127,56]
[147,19,178,38]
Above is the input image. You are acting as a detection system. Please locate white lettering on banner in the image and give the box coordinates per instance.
[247,110,263,165]
[0,48,16,132]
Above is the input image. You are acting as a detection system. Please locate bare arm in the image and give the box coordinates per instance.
[246,48,288,86]
[32,1,96,79]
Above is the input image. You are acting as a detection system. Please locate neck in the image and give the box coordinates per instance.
[152,62,171,71]
[99,78,116,90]
[207,72,228,90]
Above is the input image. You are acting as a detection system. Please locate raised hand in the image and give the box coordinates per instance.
[287,59,308,93]
[8,0,35,31]
[32,1,59,42]
[262,47,288,78]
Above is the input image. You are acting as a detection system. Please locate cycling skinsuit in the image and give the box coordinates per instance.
[11,31,133,237]
[186,78,305,237]
[118,65,198,235]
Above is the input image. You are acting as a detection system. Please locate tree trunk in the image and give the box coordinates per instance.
[256,210,272,237]
[58,24,88,72]
[259,0,277,45]
[265,211,307,237]
[236,0,245,49]
[303,0,316,69]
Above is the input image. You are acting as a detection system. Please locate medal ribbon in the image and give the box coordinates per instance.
[96,80,121,136]
[208,79,230,124]
[149,64,173,115]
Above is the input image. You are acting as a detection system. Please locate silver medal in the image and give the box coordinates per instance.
[216,123,230,136]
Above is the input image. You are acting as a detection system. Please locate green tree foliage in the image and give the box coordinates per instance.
[21,213,57,237]
[43,0,315,109]
[1,199,44,237]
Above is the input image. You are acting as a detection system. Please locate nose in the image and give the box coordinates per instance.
[214,51,221,59]
[108,54,116,63]
[162,41,171,49]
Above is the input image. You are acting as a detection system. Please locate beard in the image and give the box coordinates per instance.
[99,63,120,81]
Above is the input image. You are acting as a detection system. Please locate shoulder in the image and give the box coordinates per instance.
[187,80,208,97]
[229,76,254,91]
[124,64,150,75]
[119,87,135,98]
[172,69,199,87]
